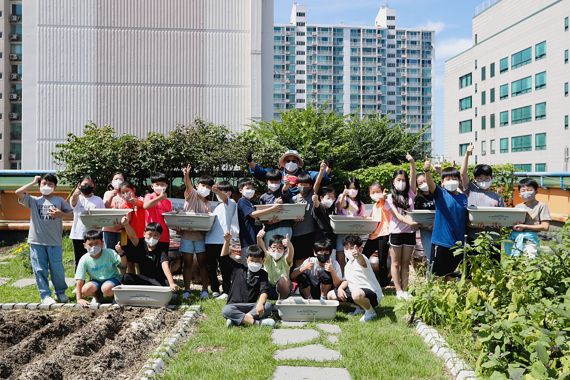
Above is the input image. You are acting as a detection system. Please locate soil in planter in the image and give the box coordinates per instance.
[0,307,180,380]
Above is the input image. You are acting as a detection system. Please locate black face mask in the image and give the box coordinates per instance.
[80,185,94,195]
[316,255,330,263]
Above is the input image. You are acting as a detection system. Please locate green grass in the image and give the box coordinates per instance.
[161,295,449,380]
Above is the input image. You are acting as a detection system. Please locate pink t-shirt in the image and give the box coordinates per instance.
[336,197,366,217]
[144,193,173,243]
[384,190,416,234]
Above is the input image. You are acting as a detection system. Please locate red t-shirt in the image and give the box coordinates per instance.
[144,193,173,243]
[122,197,146,238]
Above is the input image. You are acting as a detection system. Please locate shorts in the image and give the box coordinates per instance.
[430,244,462,277]
[296,271,333,299]
[363,235,390,258]
[291,233,315,261]
[89,277,121,291]
[124,240,141,262]
[389,232,416,247]
[267,279,292,300]
[335,287,379,308]
[180,238,206,254]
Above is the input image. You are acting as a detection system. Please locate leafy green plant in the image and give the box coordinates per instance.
[11,242,32,274]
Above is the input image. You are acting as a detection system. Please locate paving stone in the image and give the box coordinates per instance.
[11,278,37,288]
[272,329,320,345]
[26,303,40,310]
[457,370,477,380]
[50,303,64,309]
[0,277,10,286]
[1,303,15,310]
[63,303,76,309]
[280,321,307,328]
[274,344,342,362]
[273,366,351,380]
[316,323,341,334]
[38,304,51,310]
[327,335,339,344]
[14,303,28,309]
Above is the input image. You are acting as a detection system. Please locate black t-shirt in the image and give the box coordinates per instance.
[227,259,269,304]
[414,192,435,210]
[136,241,170,283]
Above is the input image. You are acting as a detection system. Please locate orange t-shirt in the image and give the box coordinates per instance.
[144,193,173,243]
[369,199,390,239]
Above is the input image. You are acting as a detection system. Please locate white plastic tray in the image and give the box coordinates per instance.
[276,297,339,321]
[112,285,172,307]
[162,212,215,231]
[79,208,132,228]
[407,210,436,226]
[468,206,527,227]
[254,203,307,221]
[329,215,378,234]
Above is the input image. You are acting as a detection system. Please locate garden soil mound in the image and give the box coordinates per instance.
[0,307,179,380]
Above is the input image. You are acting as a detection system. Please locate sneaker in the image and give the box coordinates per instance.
[90,298,99,306]
[360,309,377,322]
[258,318,276,328]
[351,307,365,316]
[56,293,69,303]
[402,291,413,301]
[200,290,209,300]
[319,296,327,302]
[395,290,405,300]
[216,293,228,300]
[41,296,56,306]
[182,290,191,300]
[226,319,235,328]
[212,291,221,298]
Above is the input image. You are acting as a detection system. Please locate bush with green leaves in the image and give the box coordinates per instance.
[407,226,570,379]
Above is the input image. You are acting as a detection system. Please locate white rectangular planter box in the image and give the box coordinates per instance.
[162,212,215,231]
[407,210,436,226]
[254,204,307,221]
[79,208,132,228]
[468,206,527,227]
[112,285,172,307]
[276,297,339,322]
[329,215,378,235]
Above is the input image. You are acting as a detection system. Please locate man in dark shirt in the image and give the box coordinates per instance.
[220,233,274,328]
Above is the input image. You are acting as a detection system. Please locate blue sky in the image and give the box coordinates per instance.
[274,0,483,154]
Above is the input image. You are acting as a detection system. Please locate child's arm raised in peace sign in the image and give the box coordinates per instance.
[406,152,417,192]
[182,164,194,198]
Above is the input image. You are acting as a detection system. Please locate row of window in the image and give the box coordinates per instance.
[459,133,546,156]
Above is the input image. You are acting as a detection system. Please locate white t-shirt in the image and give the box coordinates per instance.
[70,195,105,240]
[205,199,239,244]
[344,254,383,303]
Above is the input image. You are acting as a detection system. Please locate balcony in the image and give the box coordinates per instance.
[9,54,20,61]
[10,34,20,41]
[9,113,20,121]
[9,93,20,101]
[9,15,21,23]
[10,73,21,81]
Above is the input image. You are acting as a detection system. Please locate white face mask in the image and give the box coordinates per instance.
[269,250,284,261]
[347,189,358,198]
[153,186,166,195]
[285,162,298,172]
[248,262,263,273]
[40,186,54,196]
[112,179,123,190]
[197,186,211,198]
[145,237,159,247]
[268,183,280,192]
[443,180,459,192]
[477,180,492,190]
[394,181,406,192]
[87,245,102,257]
[242,189,255,199]
[520,190,535,201]
[370,193,383,202]
[419,183,429,192]
[321,198,334,208]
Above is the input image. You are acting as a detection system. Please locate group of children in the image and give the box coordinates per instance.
[16,147,550,328]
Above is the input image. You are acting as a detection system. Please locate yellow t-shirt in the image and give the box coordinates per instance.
[264,255,291,285]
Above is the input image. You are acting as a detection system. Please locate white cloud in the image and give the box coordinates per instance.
[436,37,472,62]
[416,20,446,34]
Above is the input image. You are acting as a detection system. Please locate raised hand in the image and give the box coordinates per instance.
[34,175,42,184]
[282,234,289,248]
[423,159,431,172]
[319,160,327,171]
[257,225,266,239]
[406,152,414,162]
[466,143,474,156]
[246,150,253,163]
[182,164,192,176]
[120,215,129,227]
[224,231,232,242]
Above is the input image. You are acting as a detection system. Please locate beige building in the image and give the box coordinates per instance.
[444,0,570,172]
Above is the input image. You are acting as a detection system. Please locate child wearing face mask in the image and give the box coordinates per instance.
[510,178,551,257]
[221,233,275,328]
[143,172,173,257]
[312,187,337,248]
[118,181,146,273]
[257,228,294,300]
[259,169,293,246]
[291,239,343,300]
[75,230,127,306]
[290,173,320,268]
[69,175,105,270]
[414,173,436,263]
[16,173,74,306]
[422,161,468,278]
[102,172,126,250]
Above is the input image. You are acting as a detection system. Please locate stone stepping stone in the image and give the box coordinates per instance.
[274,344,342,362]
[273,366,351,380]
[316,323,341,334]
[280,321,308,328]
[327,335,339,344]
[272,329,320,346]
[0,278,10,286]
[11,277,75,288]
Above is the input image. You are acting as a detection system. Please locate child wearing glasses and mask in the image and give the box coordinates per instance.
[256,227,294,300]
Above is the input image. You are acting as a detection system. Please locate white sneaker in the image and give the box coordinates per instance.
[212,292,221,298]
[402,291,413,301]
[226,319,235,328]
[41,296,56,306]
[395,290,405,300]
[90,298,99,306]
[182,290,191,300]
[351,307,365,316]
[216,293,228,300]
[259,318,276,328]
[360,309,377,322]
[57,294,69,303]
[200,290,209,300]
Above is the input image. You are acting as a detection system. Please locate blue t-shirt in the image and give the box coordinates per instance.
[237,197,261,248]
[432,186,468,248]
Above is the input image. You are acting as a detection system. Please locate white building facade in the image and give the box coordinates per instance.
[22,0,274,170]
[273,4,434,146]
[444,0,570,172]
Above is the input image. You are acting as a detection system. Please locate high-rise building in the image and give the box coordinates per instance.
[21,0,274,170]
[444,0,570,172]
[0,0,23,169]
[273,3,434,145]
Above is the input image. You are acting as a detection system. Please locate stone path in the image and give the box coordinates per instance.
[271,322,351,380]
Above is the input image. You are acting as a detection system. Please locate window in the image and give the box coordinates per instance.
[535,41,546,60]
[490,62,495,78]
[565,49,569,64]
[511,76,532,96]
[535,163,547,172]
[481,115,486,130]
[535,71,546,90]
[490,88,495,103]
[500,111,509,126]
[481,66,486,81]
[535,102,546,120]
[511,47,532,69]
[459,96,472,111]
[481,140,486,156]
[459,143,470,156]
[490,139,496,154]
[565,82,569,96]
[500,84,509,99]
[514,164,532,172]
[459,120,472,133]
[511,105,532,124]
[500,57,509,73]
[459,73,472,88]
[500,138,509,153]
[490,113,496,129]
[566,16,569,31]
[511,135,532,152]
[481,91,486,105]
[566,115,569,129]
[535,133,546,150]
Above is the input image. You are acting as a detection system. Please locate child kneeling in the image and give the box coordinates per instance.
[221,233,275,328]
[75,230,127,306]
[328,235,383,322]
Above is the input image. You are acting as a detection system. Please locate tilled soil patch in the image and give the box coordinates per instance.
[0,307,180,380]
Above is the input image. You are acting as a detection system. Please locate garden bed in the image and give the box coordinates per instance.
[0,307,180,380]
